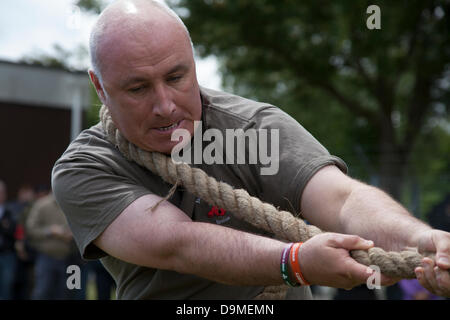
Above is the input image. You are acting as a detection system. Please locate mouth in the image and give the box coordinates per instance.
[155,120,182,132]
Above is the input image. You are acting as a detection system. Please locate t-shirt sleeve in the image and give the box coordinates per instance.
[251,107,347,215]
[51,133,152,260]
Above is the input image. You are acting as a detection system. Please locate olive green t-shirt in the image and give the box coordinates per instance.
[52,87,347,299]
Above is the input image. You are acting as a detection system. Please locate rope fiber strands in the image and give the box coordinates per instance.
[99,105,434,291]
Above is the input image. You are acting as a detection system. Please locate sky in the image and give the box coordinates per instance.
[0,0,222,90]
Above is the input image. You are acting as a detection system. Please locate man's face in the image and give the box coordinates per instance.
[93,18,202,154]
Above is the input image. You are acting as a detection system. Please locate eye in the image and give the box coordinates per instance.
[128,86,145,93]
[167,74,183,83]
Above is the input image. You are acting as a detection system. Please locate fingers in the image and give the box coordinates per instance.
[417,230,450,270]
[329,234,374,251]
[415,267,429,294]
[343,259,398,289]
[424,259,440,289]
[434,267,450,297]
[379,273,399,287]
[326,233,400,288]
[433,233,450,270]
[416,258,450,297]
[343,260,373,284]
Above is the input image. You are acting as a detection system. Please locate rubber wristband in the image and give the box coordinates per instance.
[280,243,298,287]
[290,242,310,286]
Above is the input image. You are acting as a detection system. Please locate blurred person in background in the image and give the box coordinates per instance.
[399,278,443,300]
[8,184,35,218]
[89,260,115,300]
[26,191,77,299]
[12,184,38,299]
[0,180,17,299]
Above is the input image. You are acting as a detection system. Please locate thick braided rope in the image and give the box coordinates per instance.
[100,105,427,280]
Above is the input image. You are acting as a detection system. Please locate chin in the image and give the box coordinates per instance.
[146,142,178,155]
[159,146,175,155]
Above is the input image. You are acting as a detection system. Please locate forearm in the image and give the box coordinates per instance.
[339,183,431,251]
[96,194,288,287]
[165,222,287,286]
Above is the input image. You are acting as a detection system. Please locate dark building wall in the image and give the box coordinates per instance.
[0,101,72,200]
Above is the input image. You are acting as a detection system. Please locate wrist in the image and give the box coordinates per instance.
[409,226,433,248]
[280,242,310,287]
[280,243,298,287]
[287,254,296,284]
[291,242,310,286]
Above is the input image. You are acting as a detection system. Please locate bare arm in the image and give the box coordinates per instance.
[94,194,287,286]
[300,165,431,251]
[94,189,407,291]
[300,165,450,297]
[94,193,384,289]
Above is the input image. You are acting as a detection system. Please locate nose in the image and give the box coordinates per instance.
[152,84,176,117]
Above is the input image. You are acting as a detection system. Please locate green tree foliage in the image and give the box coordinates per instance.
[84,82,103,128]
[169,0,450,216]
[20,44,82,70]
[76,0,105,14]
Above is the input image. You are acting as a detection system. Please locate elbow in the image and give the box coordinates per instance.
[150,221,199,275]
[123,220,190,272]
[337,182,368,233]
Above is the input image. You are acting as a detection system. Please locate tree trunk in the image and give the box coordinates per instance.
[377,115,406,201]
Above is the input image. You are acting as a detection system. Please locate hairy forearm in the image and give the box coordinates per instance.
[96,195,289,287]
[166,221,286,286]
[339,184,431,251]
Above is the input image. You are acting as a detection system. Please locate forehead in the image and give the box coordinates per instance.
[98,13,192,80]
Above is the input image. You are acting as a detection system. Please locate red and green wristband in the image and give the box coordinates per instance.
[280,243,299,287]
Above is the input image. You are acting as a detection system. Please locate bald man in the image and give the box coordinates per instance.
[52,0,450,299]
